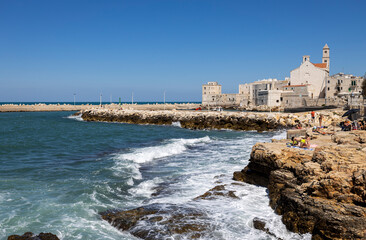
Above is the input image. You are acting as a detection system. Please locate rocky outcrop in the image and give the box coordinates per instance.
[100,203,213,239]
[234,131,366,239]
[100,182,243,239]
[7,232,59,240]
[79,109,344,131]
[193,185,239,200]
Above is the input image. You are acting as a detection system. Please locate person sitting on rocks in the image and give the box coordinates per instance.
[300,135,311,148]
[290,136,301,146]
[341,121,352,131]
[295,123,302,129]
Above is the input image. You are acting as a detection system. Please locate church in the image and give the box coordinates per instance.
[289,44,330,99]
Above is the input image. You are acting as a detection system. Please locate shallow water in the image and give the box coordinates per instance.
[0,111,311,239]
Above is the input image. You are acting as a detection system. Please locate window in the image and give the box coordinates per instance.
[328,80,330,83]
[276,100,279,103]
[324,51,327,53]
[328,87,330,91]
[324,60,327,63]
[204,87,206,90]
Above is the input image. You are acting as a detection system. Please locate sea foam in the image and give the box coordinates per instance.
[115,136,210,164]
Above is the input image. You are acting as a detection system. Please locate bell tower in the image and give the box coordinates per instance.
[322,44,330,71]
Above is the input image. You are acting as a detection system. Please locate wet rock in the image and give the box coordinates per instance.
[7,232,59,240]
[100,203,213,239]
[252,218,283,240]
[193,185,239,200]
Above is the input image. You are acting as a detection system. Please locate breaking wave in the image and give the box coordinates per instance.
[115,136,210,164]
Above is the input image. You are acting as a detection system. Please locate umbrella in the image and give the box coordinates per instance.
[342,109,360,117]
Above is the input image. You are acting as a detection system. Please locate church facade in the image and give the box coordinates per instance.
[289,44,330,99]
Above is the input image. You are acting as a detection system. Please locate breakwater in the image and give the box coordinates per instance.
[79,109,343,131]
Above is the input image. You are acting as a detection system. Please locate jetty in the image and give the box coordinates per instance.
[79,108,344,131]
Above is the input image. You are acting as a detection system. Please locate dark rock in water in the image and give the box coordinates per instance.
[194,185,239,200]
[252,218,266,231]
[252,218,283,240]
[100,203,213,239]
[7,232,59,240]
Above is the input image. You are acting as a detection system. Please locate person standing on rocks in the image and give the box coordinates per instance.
[311,111,315,123]
[319,114,324,127]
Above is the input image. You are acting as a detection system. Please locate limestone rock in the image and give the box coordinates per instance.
[234,133,366,239]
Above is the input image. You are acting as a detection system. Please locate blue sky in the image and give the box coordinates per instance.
[0,0,365,102]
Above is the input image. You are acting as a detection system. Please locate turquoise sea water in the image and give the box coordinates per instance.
[0,112,310,240]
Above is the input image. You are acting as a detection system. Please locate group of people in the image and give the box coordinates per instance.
[310,111,324,127]
[340,119,366,131]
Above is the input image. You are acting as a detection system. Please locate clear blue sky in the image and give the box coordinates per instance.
[0,0,365,102]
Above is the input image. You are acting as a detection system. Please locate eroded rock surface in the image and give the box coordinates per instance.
[100,203,213,239]
[234,131,366,239]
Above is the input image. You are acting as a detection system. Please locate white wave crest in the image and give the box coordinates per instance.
[116,136,210,164]
[171,121,181,127]
[66,113,83,121]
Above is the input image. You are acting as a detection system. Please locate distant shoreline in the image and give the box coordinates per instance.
[0,103,201,112]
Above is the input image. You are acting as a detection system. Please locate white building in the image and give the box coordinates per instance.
[290,44,330,99]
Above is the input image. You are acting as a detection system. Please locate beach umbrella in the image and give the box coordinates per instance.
[342,109,359,117]
[342,109,360,121]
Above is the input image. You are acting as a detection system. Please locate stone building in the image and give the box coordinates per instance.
[281,85,312,108]
[325,73,364,106]
[289,44,330,99]
[202,82,222,106]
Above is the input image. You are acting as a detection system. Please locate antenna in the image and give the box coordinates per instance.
[164,90,166,110]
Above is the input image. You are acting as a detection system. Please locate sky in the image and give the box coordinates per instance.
[0,0,365,102]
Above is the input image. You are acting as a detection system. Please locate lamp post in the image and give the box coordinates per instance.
[73,93,76,105]
[164,90,166,110]
[100,93,102,107]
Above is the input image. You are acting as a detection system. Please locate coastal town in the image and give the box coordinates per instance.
[3,43,366,240]
[202,44,365,111]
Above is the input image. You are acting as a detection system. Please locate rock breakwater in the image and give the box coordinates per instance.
[234,131,366,239]
[80,109,344,131]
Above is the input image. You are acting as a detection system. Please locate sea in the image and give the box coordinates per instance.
[0,111,311,240]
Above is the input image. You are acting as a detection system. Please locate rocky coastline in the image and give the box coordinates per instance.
[79,108,344,131]
[234,131,366,239]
